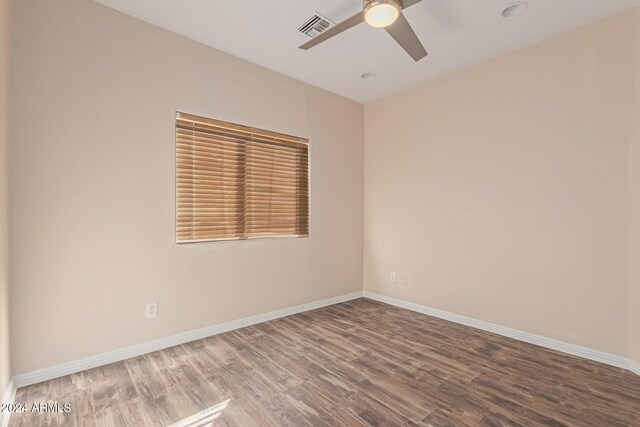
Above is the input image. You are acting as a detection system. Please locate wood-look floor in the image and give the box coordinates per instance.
[9,298,640,426]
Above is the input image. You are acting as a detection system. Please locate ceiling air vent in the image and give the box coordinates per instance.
[298,13,334,38]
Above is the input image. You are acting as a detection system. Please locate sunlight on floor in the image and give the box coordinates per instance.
[167,399,231,427]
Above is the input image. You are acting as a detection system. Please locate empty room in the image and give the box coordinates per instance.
[2,0,640,425]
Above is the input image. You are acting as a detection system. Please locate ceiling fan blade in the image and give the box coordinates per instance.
[299,12,364,50]
[400,0,424,9]
[385,12,427,61]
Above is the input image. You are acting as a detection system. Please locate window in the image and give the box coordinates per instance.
[176,112,310,243]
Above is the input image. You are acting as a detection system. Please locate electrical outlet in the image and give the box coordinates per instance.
[401,274,408,285]
[390,272,397,283]
[146,302,158,318]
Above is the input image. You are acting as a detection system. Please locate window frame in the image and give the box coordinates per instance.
[175,111,311,244]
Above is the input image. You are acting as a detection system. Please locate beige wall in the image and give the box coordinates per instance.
[10,0,363,374]
[0,0,10,396]
[365,9,639,357]
[629,7,640,364]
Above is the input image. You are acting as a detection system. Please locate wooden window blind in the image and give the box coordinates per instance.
[176,112,310,243]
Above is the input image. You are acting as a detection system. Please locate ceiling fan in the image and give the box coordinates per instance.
[299,0,427,62]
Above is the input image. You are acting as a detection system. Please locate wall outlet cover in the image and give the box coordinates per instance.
[146,302,158,318]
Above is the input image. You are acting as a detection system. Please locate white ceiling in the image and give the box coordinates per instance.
[93,0,640,103]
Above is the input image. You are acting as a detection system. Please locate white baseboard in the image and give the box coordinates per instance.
[363,291,639,375]
[12,290,639,390]
[1,380,17,427]
[13,291,364,388]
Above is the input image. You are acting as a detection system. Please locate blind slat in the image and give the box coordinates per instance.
[177,113,308,145]
[177,220,308,229]
[176,148,308,170]
[176,163,308,178]
[177,193,304,200]
[177,172,308,181]
[177,181,307,193]
[177,186,306,196]
[176,136,310,155]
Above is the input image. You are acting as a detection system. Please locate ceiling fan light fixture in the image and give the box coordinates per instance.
[364,0,401,28]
